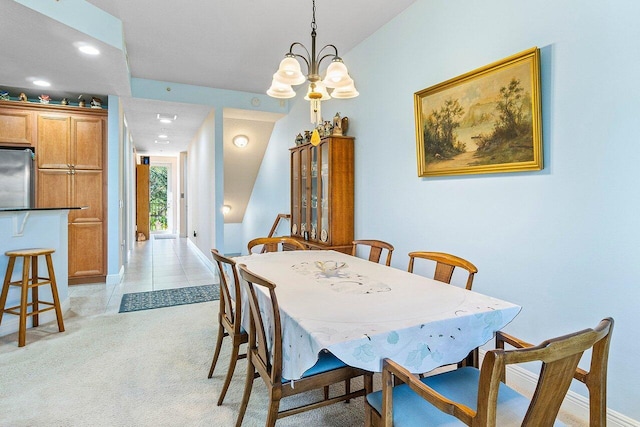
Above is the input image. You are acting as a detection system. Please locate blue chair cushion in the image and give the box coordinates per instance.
[282,350,347,383]
[366,367,566,427]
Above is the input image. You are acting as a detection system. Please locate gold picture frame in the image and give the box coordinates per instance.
[414,47,543,177]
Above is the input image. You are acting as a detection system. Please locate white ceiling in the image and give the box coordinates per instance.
[0,0,416,222]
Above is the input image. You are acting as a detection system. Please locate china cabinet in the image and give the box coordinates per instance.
[289,135,354,253]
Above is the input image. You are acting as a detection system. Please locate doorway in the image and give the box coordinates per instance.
[149,160,176,234]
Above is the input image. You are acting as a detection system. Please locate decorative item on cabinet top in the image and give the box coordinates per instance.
[294,113,350,146]
[0,89,106,107]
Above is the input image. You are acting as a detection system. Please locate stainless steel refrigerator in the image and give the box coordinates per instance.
[0,148,35,209]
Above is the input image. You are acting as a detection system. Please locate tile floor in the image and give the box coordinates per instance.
[68,234,218,316]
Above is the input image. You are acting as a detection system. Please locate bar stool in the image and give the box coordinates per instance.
[0,248,65,347]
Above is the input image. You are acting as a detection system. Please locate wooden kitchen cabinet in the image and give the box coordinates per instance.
[289,135,354,253]
[0,103,35,146]
[35,105,107,284]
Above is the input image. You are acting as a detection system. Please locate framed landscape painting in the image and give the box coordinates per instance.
[414,47,543,177]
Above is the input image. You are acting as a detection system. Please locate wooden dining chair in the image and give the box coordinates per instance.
[407,251,478,290]
[365,317,614,427]
[352,239,394,266]
[247,236,307,254]
[236,263,373,427]
[208,249,248,406]
[409,251,479,368]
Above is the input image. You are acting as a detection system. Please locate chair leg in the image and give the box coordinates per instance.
[208,317,226,378]
[345,379,351,403]
[0,256,16,325]
[18,256,30,347]
[265,397,281,427]
[235,358,255,427]
[217,338,242,406]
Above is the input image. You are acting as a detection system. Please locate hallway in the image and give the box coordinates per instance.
[68,235,218,316]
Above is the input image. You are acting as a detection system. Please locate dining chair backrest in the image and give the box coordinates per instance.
[486,318,613,425]
[208,249,248,406]
[211,249,242,333]
[407,251,477,290]
[352,239,394,266]
[497,318,614,426]
[238,263,283,383]
[247,236,307,254]
[373,317,614,427]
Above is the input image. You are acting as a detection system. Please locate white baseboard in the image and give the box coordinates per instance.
[186,238,217,278]
[479,350,639,426]
[106,265,124,285]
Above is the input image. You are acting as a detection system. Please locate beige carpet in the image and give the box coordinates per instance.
[0,303,368,426]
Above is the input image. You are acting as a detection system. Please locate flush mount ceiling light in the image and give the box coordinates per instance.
[78,45,100,55]
[233,135,249,148]
[154,140,170,144]
[157,113,177,124]
[33,80,51,87]
[267,0,358,124]
[158,133,168,139]
[222,205,232,215]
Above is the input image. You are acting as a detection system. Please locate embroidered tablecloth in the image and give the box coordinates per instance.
[234,250,521,380]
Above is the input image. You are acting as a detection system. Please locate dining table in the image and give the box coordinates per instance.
[232,250,521,381]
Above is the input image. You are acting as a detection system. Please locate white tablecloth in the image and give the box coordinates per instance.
[234,250,520,380]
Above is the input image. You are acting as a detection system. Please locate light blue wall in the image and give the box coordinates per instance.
[243,0,640,420]
[106,95,121,283]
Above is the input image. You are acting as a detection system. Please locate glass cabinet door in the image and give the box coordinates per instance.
[300,148,308,237]
[291,149,300,236]
[320,141,329,244]
[310,145,318,241]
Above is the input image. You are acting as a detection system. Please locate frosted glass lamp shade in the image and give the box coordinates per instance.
[267,78,296,98]
[322,60,352,88]
[273,57,306,85]
[330,82,359,99]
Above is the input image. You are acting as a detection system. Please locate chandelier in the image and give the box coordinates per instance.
[266,0,359,125]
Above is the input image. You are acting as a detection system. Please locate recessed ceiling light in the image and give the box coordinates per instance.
[78,45,100,55]
[157,113,177,123]
[233,135,249,148]
[155,140,170,144]
[33,80,51,87]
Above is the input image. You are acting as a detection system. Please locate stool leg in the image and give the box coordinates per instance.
[45,254,64,333]
[0,255,17,325]
[0,256,16,324]
[32,255,39,327]
[18,256,31,347]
